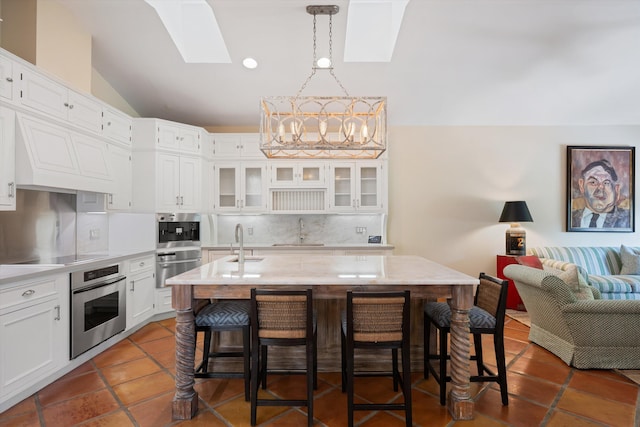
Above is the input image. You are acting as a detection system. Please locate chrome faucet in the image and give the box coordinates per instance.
[235,223,244,264]
[298,217,304,243]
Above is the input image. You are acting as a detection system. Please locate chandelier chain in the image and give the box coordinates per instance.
[296,9,349,98]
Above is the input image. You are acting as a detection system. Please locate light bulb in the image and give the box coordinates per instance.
[278,123,285,142]
[360,124,369,142]
[317,57,331,68]
[319,120,328,136]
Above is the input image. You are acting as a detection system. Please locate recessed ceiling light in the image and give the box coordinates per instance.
[316,57,331,68]
[243,57,258,69]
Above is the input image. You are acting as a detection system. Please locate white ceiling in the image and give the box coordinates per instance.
[56,0,640,129]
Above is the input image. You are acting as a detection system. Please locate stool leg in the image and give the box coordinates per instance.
[260,345,268,390]
[392,348,399,392]
[243,325,251,401]
[200,330,212,373]
[402,346,412,427]
[423,318,431,379]
[438,328,447,406]
[340,329,346,392]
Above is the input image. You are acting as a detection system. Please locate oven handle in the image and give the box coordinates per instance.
[157,258,201,267]
[72,276,126,295]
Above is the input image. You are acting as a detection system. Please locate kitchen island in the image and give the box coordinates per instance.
[166,254,478,421]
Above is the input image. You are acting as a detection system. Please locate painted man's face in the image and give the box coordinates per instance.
[578,165,620,213]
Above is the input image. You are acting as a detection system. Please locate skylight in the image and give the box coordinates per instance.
[145,0,231,63]
[344,0,409,62]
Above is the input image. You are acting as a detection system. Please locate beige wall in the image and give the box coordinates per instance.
[388,125,640,277]
[35,0,91,92]
[91,68,139,117]
[0,0,37,64]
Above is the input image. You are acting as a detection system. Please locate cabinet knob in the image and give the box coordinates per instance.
[139,262,145,267]
[22,289,35,297]
[107,121,112,126]
[64,102,69,107]
[8,182,15,198]
[130,280,135,292]
[6,77,12,82]
[54,305,61,321]
[69,104,74,109]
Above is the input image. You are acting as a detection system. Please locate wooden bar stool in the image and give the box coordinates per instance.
[195,299,251,401]
[341,290,412,427]
[250,288,317,427]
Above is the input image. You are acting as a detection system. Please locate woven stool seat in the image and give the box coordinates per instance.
[196,300,250,327]
[424,303,497,329]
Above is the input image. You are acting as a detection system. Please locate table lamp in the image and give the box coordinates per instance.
[499,201,533,256]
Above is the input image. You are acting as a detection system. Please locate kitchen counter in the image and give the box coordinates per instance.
[202,243,395,251]
[0,250,156,285]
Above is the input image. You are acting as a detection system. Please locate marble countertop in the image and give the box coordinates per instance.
[202,243,395,250]
[0,250,156,285]
[166,254,477,286]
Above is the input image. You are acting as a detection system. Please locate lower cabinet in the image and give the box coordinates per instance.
[0,274,69,400]
[155,287,174,314]
[126,255,156,329]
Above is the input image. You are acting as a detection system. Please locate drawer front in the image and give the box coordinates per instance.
[128,255,155,274]
[0,277,59,311]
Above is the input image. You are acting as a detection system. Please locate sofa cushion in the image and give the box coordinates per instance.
[516,255,543,270]
[543,263,594,300]
[586,275,640,299]
[529,247,624,276]
[620,244,640,275]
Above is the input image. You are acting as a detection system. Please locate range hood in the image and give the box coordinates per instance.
[15,112,115,194]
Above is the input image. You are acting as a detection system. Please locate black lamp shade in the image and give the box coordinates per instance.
[499,201,533,223]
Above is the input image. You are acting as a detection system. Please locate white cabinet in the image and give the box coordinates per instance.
[107,144,132,210]
[0,106,15,210]
[132,119,204,212]
[131,118,204,153]
[156,153,201,212]
[211,133,262,159]
[270,162,326,187]
[18,67,103,134]
[102,107,132,146]
[126,255,156,329]
[0,274,69,400]
[155,287,173,314]
[0,54,15,102]
[214,162,267,212]
[329,162,385,212]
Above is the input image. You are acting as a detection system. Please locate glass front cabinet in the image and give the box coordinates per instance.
[329,162,384,212]
[214,162,267,212]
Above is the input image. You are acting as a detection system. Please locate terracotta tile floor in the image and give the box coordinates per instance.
[1,317,638,426]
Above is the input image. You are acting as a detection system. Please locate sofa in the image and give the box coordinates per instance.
[504,264,640,369]
[529,246,640,300]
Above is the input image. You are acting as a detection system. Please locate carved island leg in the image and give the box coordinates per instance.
[172,285,198,420]
[447,285,474,420]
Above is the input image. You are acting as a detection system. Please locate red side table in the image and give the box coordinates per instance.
[496,255,526,311]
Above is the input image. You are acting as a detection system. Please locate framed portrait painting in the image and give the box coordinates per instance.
[567,146,634,232]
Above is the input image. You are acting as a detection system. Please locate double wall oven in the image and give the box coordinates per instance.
[156,213,202,287]
[71,262,126,359]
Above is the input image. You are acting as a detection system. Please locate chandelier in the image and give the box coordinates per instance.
[260,5,387,159]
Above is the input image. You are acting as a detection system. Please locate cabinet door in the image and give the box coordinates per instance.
[73,135,112,183]
[107,144,132,210]
[127,269,155,329]
[179,156,201,211]
[271,163,296,186]
[299,163,325,186]
[19,68,68,120]
[242,164,267,211]
[156,123,182,151]
[0,106,15,210]
[67,90,103,134]
[178,127,201,154]
[156,153,181,211]
[356,163,383,211]
[330,164,355,211]
[215,164,239,210]
[103,107,132,145]
[212,134,242,158]
[0,55,15,101]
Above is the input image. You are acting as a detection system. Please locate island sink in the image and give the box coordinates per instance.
[228,256,264,263]
[272,243,324,247]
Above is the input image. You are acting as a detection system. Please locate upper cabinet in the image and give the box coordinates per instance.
[211,133,263,159]
[102,106,132,146]
[18,67,103,134]
[0,55,15,102]
[0,106,15,210]
[132,118,203,212]
[270,162,326,187]
[329,161,385,213]
[107,144,132,210]
[214,162,267,212]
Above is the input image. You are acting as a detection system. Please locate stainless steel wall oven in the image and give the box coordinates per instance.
[156,213,201,287]
[71,263,126,359]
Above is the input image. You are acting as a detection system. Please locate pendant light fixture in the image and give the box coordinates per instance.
[259,5,387,159]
